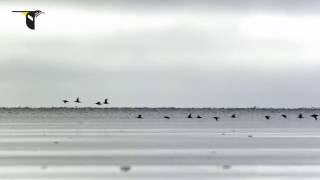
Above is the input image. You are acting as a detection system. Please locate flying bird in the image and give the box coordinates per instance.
[62,100,69,104]
[136,115,143,119]
[74,97,81,103]
[213,116,220,121]
[297,114,304,119]
[265,115,270,120]
[95,102,102,106]
[120,165,131,172]
[164,116,170,119]
[104,98,109,104]
[281,114,287,119]
[311,114,319,120]
[187,113,192,119]
[196,115,202,119]
[12,10,44,30]
[231,114,237,118]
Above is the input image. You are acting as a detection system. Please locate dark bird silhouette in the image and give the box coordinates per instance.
[62,100,69,104]
[213,116,220,121]
[136,115,143,119]
[104,98,109,104]
[231,114,236,118]
[197,115,202,119]
[187,113,192,119]
[164,116,170,119]
[95,102,102,106]
[297,114,304,119]
[74,97,81,103]
[281,114,287,119]
[265,115,270,120]
[222,165,231,170]
[311,114,319,120]
[120,165,131,172]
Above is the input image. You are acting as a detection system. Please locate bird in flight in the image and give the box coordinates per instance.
[62,100,69,104]
[297,114,304,119]
[104,98,109,105]
[311,114,319,120]
[120,165,131,172]
[12,10,44,30]
[265,115,270,120]
[187,113,192,119]
[74,97,81,103]
[96,102,102,106]
[231,114,236,118]
[213,116,220,121]
[281,114,287,119]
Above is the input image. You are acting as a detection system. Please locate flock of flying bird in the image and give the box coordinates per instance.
[62,97,109,106]
[264,113,319,120]
[136,113,320,120]
[61,98,319,120]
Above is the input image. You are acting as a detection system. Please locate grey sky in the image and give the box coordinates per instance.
[5,0,320,14]
[1,1,320,107]
[5,0,320,11]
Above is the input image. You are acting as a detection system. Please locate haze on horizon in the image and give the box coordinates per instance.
[1,0,320,108]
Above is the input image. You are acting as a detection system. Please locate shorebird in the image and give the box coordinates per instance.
[187,113,192,119]
[196,115,202,119]
[136,115,143,119]
[297,114,304,119]
[231,114,236,118]
[311,114,319,120]
[281,114,287,119]
[213,116,220,121]
[95,102,102,106]
[62,100,69,104]
[164,116,170,119]
[74,97,81,103]
[104,98,109,105]
[265,115,270,120]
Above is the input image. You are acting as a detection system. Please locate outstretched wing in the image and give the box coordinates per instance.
[20,12,29,16]
[12,11,29,16]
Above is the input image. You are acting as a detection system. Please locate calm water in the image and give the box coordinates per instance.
[0,108,320,179]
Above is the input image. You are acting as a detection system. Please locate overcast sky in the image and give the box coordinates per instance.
[1,0,320,107]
